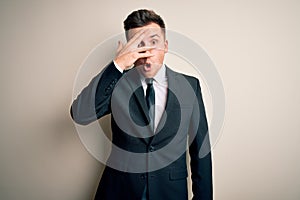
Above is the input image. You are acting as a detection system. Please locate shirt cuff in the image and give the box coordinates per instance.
[113,60,124,73]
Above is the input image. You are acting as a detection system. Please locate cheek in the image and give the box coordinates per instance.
[150,50,165,62]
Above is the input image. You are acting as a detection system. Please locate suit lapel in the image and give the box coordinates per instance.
[123,68,153,143]
[123,68,149,118]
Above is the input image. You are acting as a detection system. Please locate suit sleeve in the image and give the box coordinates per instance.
[188,79,213,200]
[70,61,123,125]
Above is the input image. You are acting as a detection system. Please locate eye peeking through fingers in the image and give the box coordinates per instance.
[138,41,145,48]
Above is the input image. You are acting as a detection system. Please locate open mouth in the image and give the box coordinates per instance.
[144,63,151,71]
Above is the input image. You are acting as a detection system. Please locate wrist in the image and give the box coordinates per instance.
[113,60,124,73]
[114,58,126,70]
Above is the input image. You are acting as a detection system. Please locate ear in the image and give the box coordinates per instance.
[164,40,168,53]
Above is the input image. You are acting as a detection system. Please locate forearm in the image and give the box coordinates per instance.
[70,61,122,125]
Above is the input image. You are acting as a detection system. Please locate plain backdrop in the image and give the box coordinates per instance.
[0,0,299,199]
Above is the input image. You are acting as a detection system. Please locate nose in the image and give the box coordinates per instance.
[140,48,152,54]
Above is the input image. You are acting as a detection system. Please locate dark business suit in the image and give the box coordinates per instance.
[71,62,212,200]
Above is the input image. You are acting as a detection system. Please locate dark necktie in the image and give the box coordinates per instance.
[145,78,155,131]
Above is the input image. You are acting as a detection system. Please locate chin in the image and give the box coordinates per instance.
[141,71,154,78]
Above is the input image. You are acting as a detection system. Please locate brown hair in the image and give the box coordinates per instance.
[124,9,166,38]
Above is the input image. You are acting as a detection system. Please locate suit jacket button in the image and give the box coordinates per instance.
[149,146,155,152]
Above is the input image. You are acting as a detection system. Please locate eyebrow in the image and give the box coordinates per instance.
[150,34,160,38]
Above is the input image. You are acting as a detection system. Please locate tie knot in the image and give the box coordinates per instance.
[145,78,154,85]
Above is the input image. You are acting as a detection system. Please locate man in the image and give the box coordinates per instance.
[71,9,212,200]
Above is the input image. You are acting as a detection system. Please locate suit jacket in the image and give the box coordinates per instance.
[71,62,213,200]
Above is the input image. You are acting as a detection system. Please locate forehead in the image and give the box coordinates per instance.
[126,23,164,40]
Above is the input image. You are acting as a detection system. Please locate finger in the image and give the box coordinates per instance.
[117,41,124,53]
[126,29,151,47]
[132,46,155,53]
[122,29,153,54]
[135,52,155,59]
